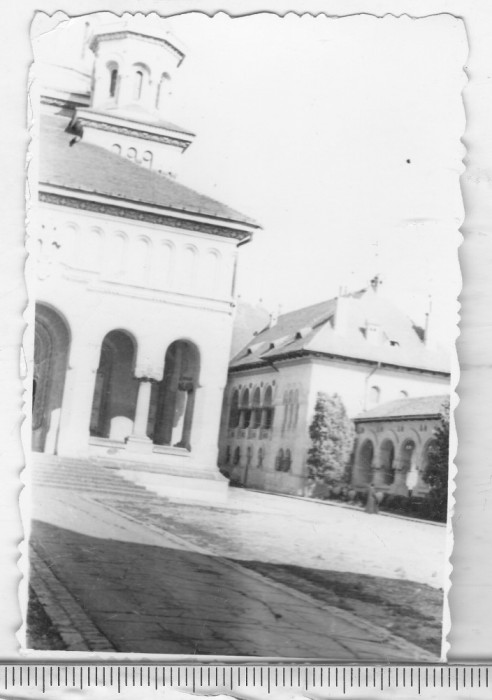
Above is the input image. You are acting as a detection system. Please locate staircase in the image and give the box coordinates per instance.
[31,453,154,497]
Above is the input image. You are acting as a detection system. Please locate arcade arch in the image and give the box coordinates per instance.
[32,304,71,453]
[151,340,200,451]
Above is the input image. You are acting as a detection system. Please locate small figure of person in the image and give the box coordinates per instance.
[365,483,380,514]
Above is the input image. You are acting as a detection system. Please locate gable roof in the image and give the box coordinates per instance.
[230,288,450,374]
[355,394,449,421]
[39,114,259,228]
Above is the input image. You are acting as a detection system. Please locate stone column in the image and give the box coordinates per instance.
[126,378,154,453]
[191,381,226,471]
[56,340,101,459]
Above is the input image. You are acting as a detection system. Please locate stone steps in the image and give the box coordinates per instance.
[31,454,153,497]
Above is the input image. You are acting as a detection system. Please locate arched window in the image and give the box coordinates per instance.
[282,391,289,434]
[257,447,264,469]
[109,67,118,97]
[134,70,144,100]
[275,449,284,471]
[112,144,121,155]
[252,387,262,428]
[246,446,252,467]
[229,389,240,428]
[156,72,170,109]
[127,147,137,162]
[287,390,295,430]
[233,446,241,466]
[294,390,300,428]
[225,445,231,465]
[283,449,292,472]
[240,389,251,428]
[262,385,274,429]
[369,385,381,405]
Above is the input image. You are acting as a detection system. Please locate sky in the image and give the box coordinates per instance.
[33,11,467,345]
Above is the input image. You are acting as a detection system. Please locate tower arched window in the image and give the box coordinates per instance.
[109,67,118,97]
[156,72,171,110]
[134,70,144,100]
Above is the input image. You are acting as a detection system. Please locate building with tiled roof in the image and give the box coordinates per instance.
[32,18,259,502]
[219,280,450,496]
[351,394,449,497]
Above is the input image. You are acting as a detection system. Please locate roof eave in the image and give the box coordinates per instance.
[354,412,442,423]
[39,182,260,233]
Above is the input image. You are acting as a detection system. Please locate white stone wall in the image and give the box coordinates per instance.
[220,361,313,495]
[34,201,238,474]
[308,358,450,419]
[220,355,449,496]
[36,204,237,301]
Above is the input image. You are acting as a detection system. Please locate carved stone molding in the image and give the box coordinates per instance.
[134,365,163,382]
[39,192,251,242]
[77,117,192,148]
[90,31,185,63]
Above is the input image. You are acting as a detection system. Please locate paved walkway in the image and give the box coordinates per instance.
[29,486,435,660]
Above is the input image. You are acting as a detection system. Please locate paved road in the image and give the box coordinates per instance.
[30,488,434,660]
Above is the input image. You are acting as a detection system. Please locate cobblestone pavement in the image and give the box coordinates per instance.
[30,487,436,660]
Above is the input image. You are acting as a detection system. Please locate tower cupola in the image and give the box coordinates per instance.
[89,19,185,118]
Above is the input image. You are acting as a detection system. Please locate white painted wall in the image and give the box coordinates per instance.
[35,202,238,473]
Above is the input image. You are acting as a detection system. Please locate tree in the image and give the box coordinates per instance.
[422,398,450,521]
[307,392,355,483]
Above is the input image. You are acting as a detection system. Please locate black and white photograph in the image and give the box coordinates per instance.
[25,11,464,661]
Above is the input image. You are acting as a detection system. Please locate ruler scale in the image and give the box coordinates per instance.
[0,665,491,695]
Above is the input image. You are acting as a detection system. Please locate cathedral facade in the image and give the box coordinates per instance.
[32,19,258,501]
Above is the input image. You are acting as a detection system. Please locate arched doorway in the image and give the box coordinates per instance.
[151,340,200,451]
[358,439,374,485]
[379,439,395,485]
[90,330,137,441]
[32,304,71,453]
[400,439,417,482]
[421,438,438,485]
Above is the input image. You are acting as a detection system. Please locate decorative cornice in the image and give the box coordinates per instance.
[78,116,193,148]
[90,31,185,63]
[230,349,450,377]
[39,192,252,241]
[354,413,442,424]
[41,95,89,110]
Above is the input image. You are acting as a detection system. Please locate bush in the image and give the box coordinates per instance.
[307,392,355,484]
